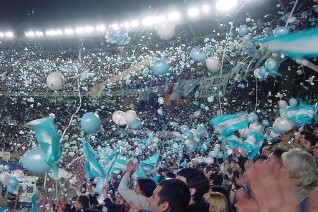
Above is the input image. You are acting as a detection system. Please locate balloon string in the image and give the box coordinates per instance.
[285,0,298,27]
[60,40,84,144]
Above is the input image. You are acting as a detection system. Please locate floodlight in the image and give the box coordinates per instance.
[25,31,35,37]
[188,7,199,17]
[142,17,154,26]
[0,33,4,37]
[216,0,238,11]
[85,26,94,33]
[65,28,74,35]
[75,27,85,34]
[96,25,106,32]
[5,32,14,38]
[46,29,62,36]
[35,31,43,36]
[111,24,119,30]
[123,22,130,29]
[202,5,210,13]
[154,15,166,24]
[130,20,140,28]
[168,11,181,22]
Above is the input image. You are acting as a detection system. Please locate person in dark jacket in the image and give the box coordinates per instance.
[177,168,210,212]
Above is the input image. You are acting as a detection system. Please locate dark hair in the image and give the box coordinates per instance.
[137,178,157,197]
[304,134,318,147]
[177,168,209,203]
[166,171,176,179]
[77,195,90,209]
[158,179,190,212]
[272,147,287,159]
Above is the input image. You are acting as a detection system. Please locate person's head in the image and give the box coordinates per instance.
[74,195,90,210]
[177,168,209,204]
[313,143,318,159]
[134,178,157,198]
[204,191,228,212]
[282,149,318,189]
[261,146,271,157]
[299,131,317,152]
[115,192,124,204]
[148,179,190,212]
[268,147,286,168]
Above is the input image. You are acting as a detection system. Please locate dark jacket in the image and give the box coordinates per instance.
[187,199,210,212]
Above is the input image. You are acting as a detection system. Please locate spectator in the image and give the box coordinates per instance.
[118,160,156,211]
[148,179,190,212]
[204,191,228,212]
[177,168,210,212]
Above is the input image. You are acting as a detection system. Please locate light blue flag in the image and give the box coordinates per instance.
[181,159,187,168]
[83,141,106,178]
[286,104,317,127]
[225,134,243,149]
[31,194,37,212]
[26,118,61,177]
[105,150,120,178]
[140,152,160,173]
[133,165,148,178]
[260,28,318,58]
[111,158,129,173]
[210,114,249,136]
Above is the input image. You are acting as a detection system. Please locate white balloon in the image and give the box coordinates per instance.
[206,58,221,72]
[47,72,64,91]
[11,170,24,179]
[0,172,10,184]
[172,143,179,149]
[273,117,294,132]
[112,111,127,126]
[158,97,164,104]
[210,151,218,158]
[193,110,201,118]
[156,23,175,40]
[207,96,214,102]
[205,157,214,164]
[278,100,288,108]
[125,110,137,124]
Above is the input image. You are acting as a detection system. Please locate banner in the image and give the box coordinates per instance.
[197,73,230,98]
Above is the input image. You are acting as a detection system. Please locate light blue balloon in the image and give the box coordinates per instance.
[7,186,16,193]
[7,176,19,190]
[148,132,154,140]
[81,113,101,134]
[151,60,170,76]
[218,152,224,159]
[129,118,142,130]
[190,47,207,62]
[289,98,298,106]
[262,119,270,127]
[238,25,249,36]
[258,67,268,77]
[247,113,258,123]
[265,58,277,70]
[21,147,51,174]
[274,27,289,36]
[180,125,190,134]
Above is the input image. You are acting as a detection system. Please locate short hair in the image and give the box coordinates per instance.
[77,195,90,208]
[157,179,190,212]
[137,178,157,198]
[177,168,209,202]
[304,134,318,147]
[271,147,287,159]
[204,191,228,212]
[282,149,318,188]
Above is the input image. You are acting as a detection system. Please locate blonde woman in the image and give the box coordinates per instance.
[204,191,228,212]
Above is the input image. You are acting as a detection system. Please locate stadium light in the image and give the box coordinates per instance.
[111,24,119,30]
[154,15,166,24]
[188,7,200,17]
[96,24,106,32]
[35,31,43,36]
[25,31,35,37]
[216,0,238,11]
[5,32,14,38]
[0,33,4,37]
[142,17,154,26]
[123,22,130,29]
[65,28,74,35]
[46,30,62,36]
[75,27,85,34]
[85,26,94,33]
[167,11,181,22]
[202,5,210,13]
[130,20,140,28]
